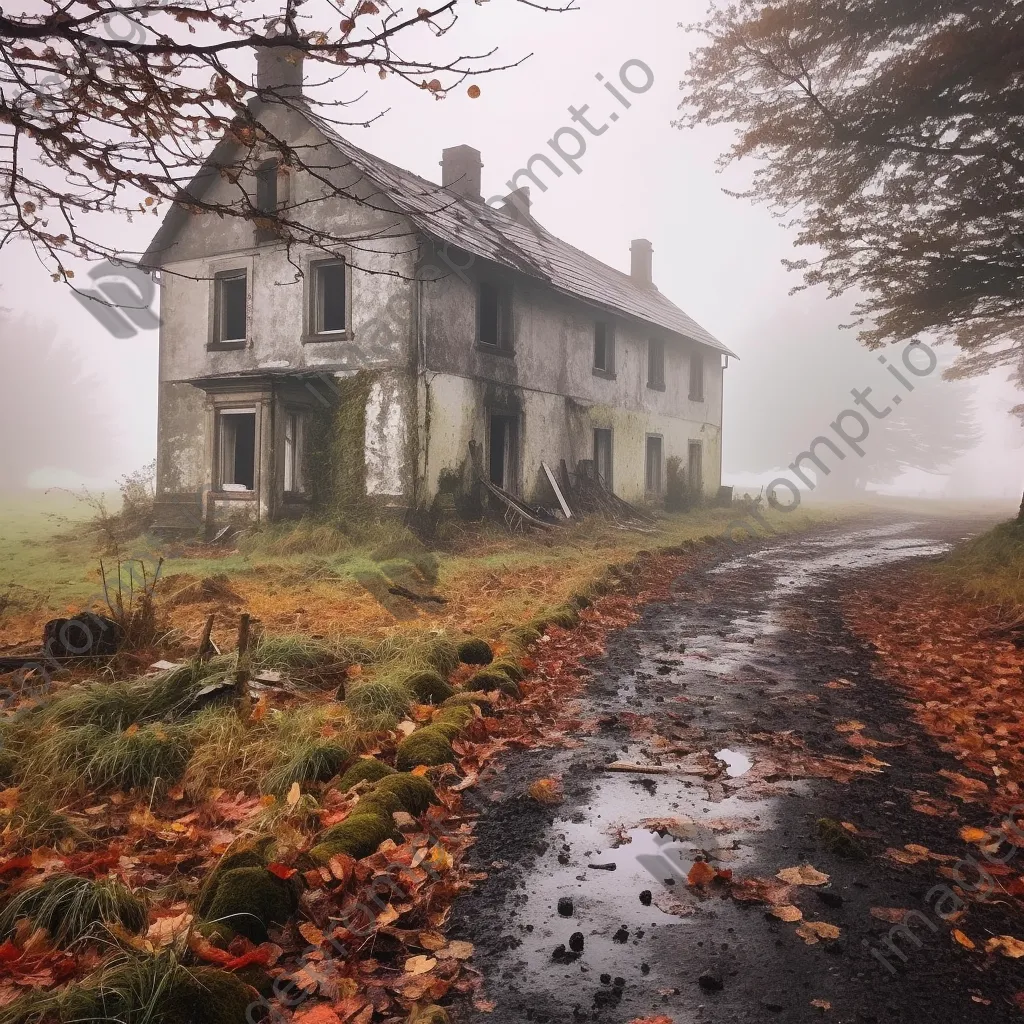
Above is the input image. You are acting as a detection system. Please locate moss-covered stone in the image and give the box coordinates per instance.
[469,670,520,699]
[441,692,492,708]
[202,867,296,944]
[197,838,274,916]
[436,704,475,730]
[489,658,526,682]
[508,625,541,648]
[338,757,396,791]
[356,789,403,819]
[570,592,593,610]
[404,670,456,705]
[412,1007,451,1024]
[457,638,493,665]
[162,965,257,1024]
[372,772,437,816]
[310,811,396,863]
[396,727,455,771]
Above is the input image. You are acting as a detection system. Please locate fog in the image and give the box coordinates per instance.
[0,0,1019,504]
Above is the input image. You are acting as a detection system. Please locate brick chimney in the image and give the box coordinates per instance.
[441,145,483,200]
[630,238,654,288]
[255,25,304,98]
[502,186,532,223]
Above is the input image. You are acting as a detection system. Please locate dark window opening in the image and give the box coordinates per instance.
[688,440,703,495]
[284,411,304,494]
[648,339,665,389]
[593,428,612,490]
[479,282,501,347]
[689,350,705,401]
[312,260,346,334]
[594,323,610,372]
[215,271,247,343]
[255,160,279,243]
[488,414,518,492]
[219,411,256,491]
[645,435,663,494]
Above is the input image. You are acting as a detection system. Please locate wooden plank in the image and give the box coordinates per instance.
[542,462,572,519]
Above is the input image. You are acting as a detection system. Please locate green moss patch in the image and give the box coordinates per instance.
[489,658,526,682]
[468,670,520,699]
[404,670,456,705]
[372,773,437,816]
[202,867,297,944]
[396,727,455,772]
[547,606,580,629]
[457,638,493,666]
[338,757,395,791]
[345,679,412,730]
[197,838,274,916]
[310,811,396,863]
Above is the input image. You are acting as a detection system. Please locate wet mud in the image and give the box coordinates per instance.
[452,514,1024,1023]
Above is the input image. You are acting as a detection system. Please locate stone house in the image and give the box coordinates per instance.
[143,51,734,532]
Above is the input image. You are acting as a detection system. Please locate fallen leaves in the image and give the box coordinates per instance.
[952,929,976,950]
[686,860,731,887]
[870,907,908,924]
[770,904,803,922]
[795,920,841,945]
[776,864,830,886]
[984,934,1024,958]
[527,778,563,805]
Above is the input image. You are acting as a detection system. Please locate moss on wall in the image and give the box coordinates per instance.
[305,371,375,517]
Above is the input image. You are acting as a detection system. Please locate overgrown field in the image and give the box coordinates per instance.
[0,493,840,1023]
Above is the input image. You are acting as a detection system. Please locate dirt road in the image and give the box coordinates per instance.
[451,514,1023,1024]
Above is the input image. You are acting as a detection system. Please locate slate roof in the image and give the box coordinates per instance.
[307,113,734,357]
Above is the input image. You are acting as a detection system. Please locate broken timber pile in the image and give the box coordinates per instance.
[558,459,658,531]
[479,476,559,532]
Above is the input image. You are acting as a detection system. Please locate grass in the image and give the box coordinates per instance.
[932,517,1024,608]
[0,874,147,945]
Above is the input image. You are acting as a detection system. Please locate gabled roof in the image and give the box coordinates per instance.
[143,101,735,357]
[307,112,735,357]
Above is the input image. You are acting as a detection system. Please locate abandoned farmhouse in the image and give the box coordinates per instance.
[144,50,735,530]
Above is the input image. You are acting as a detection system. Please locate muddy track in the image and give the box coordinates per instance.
[450,513,1023,1024]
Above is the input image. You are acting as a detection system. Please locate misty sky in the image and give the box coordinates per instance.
[1,0,1019,501]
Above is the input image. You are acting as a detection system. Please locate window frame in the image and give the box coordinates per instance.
[210,267,249,349]
[254,158,279,245]
[593,321,615,378]
[476,279,514,353]
[305,258,350,340]
[689,349,705,402]
[214,406,258,494]
[647,338,666,391]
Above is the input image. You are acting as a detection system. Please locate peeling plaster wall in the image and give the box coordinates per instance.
[419,254,724,505]
[152,105,420,511]
[365,374,410,497]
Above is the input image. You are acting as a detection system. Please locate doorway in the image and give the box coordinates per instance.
[488,414,519,493]
[593,428,613,490]
[688,440,703,497]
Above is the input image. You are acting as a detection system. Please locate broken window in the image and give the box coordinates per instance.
[283,411,304,494]
[593,428,612,489]
[688,440,703,495]
[645,435,663,494]
[255,159,278,243]
[488,414,518,492]
[218,409,256,491]
[214,270,247,343]
[311,259,346,335]
[647,339,665,389]
[593,322,612,372]
[478,281,510,348]
[689,350,705,401]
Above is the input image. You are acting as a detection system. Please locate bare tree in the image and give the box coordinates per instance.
[1,0,575,280]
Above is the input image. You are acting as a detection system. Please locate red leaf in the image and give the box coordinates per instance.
[267,862,297,880]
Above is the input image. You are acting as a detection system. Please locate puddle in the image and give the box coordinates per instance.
[715,748,753,777]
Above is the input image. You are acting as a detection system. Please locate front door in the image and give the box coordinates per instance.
[688,440,703,497]
[488,414,519,493]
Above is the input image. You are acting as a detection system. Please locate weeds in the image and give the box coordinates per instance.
[345,679,411,731]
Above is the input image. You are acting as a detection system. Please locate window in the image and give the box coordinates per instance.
[217,410,256,491]
[478,281,510,349]
[255,159,278,243]
[689,350,705,401]
[593,322,613,373]
[688,440,703,496]
[647,339,665,389]
[593,428,612,489]
[214,270,247,344]
[283,411,304,494]
[310,259,346,335]
[645,435,663,494]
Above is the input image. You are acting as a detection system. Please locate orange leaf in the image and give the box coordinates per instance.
[952,929,976,950]
[527,778,563,805]
[267,862,296,880]
[687,861,716,887]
